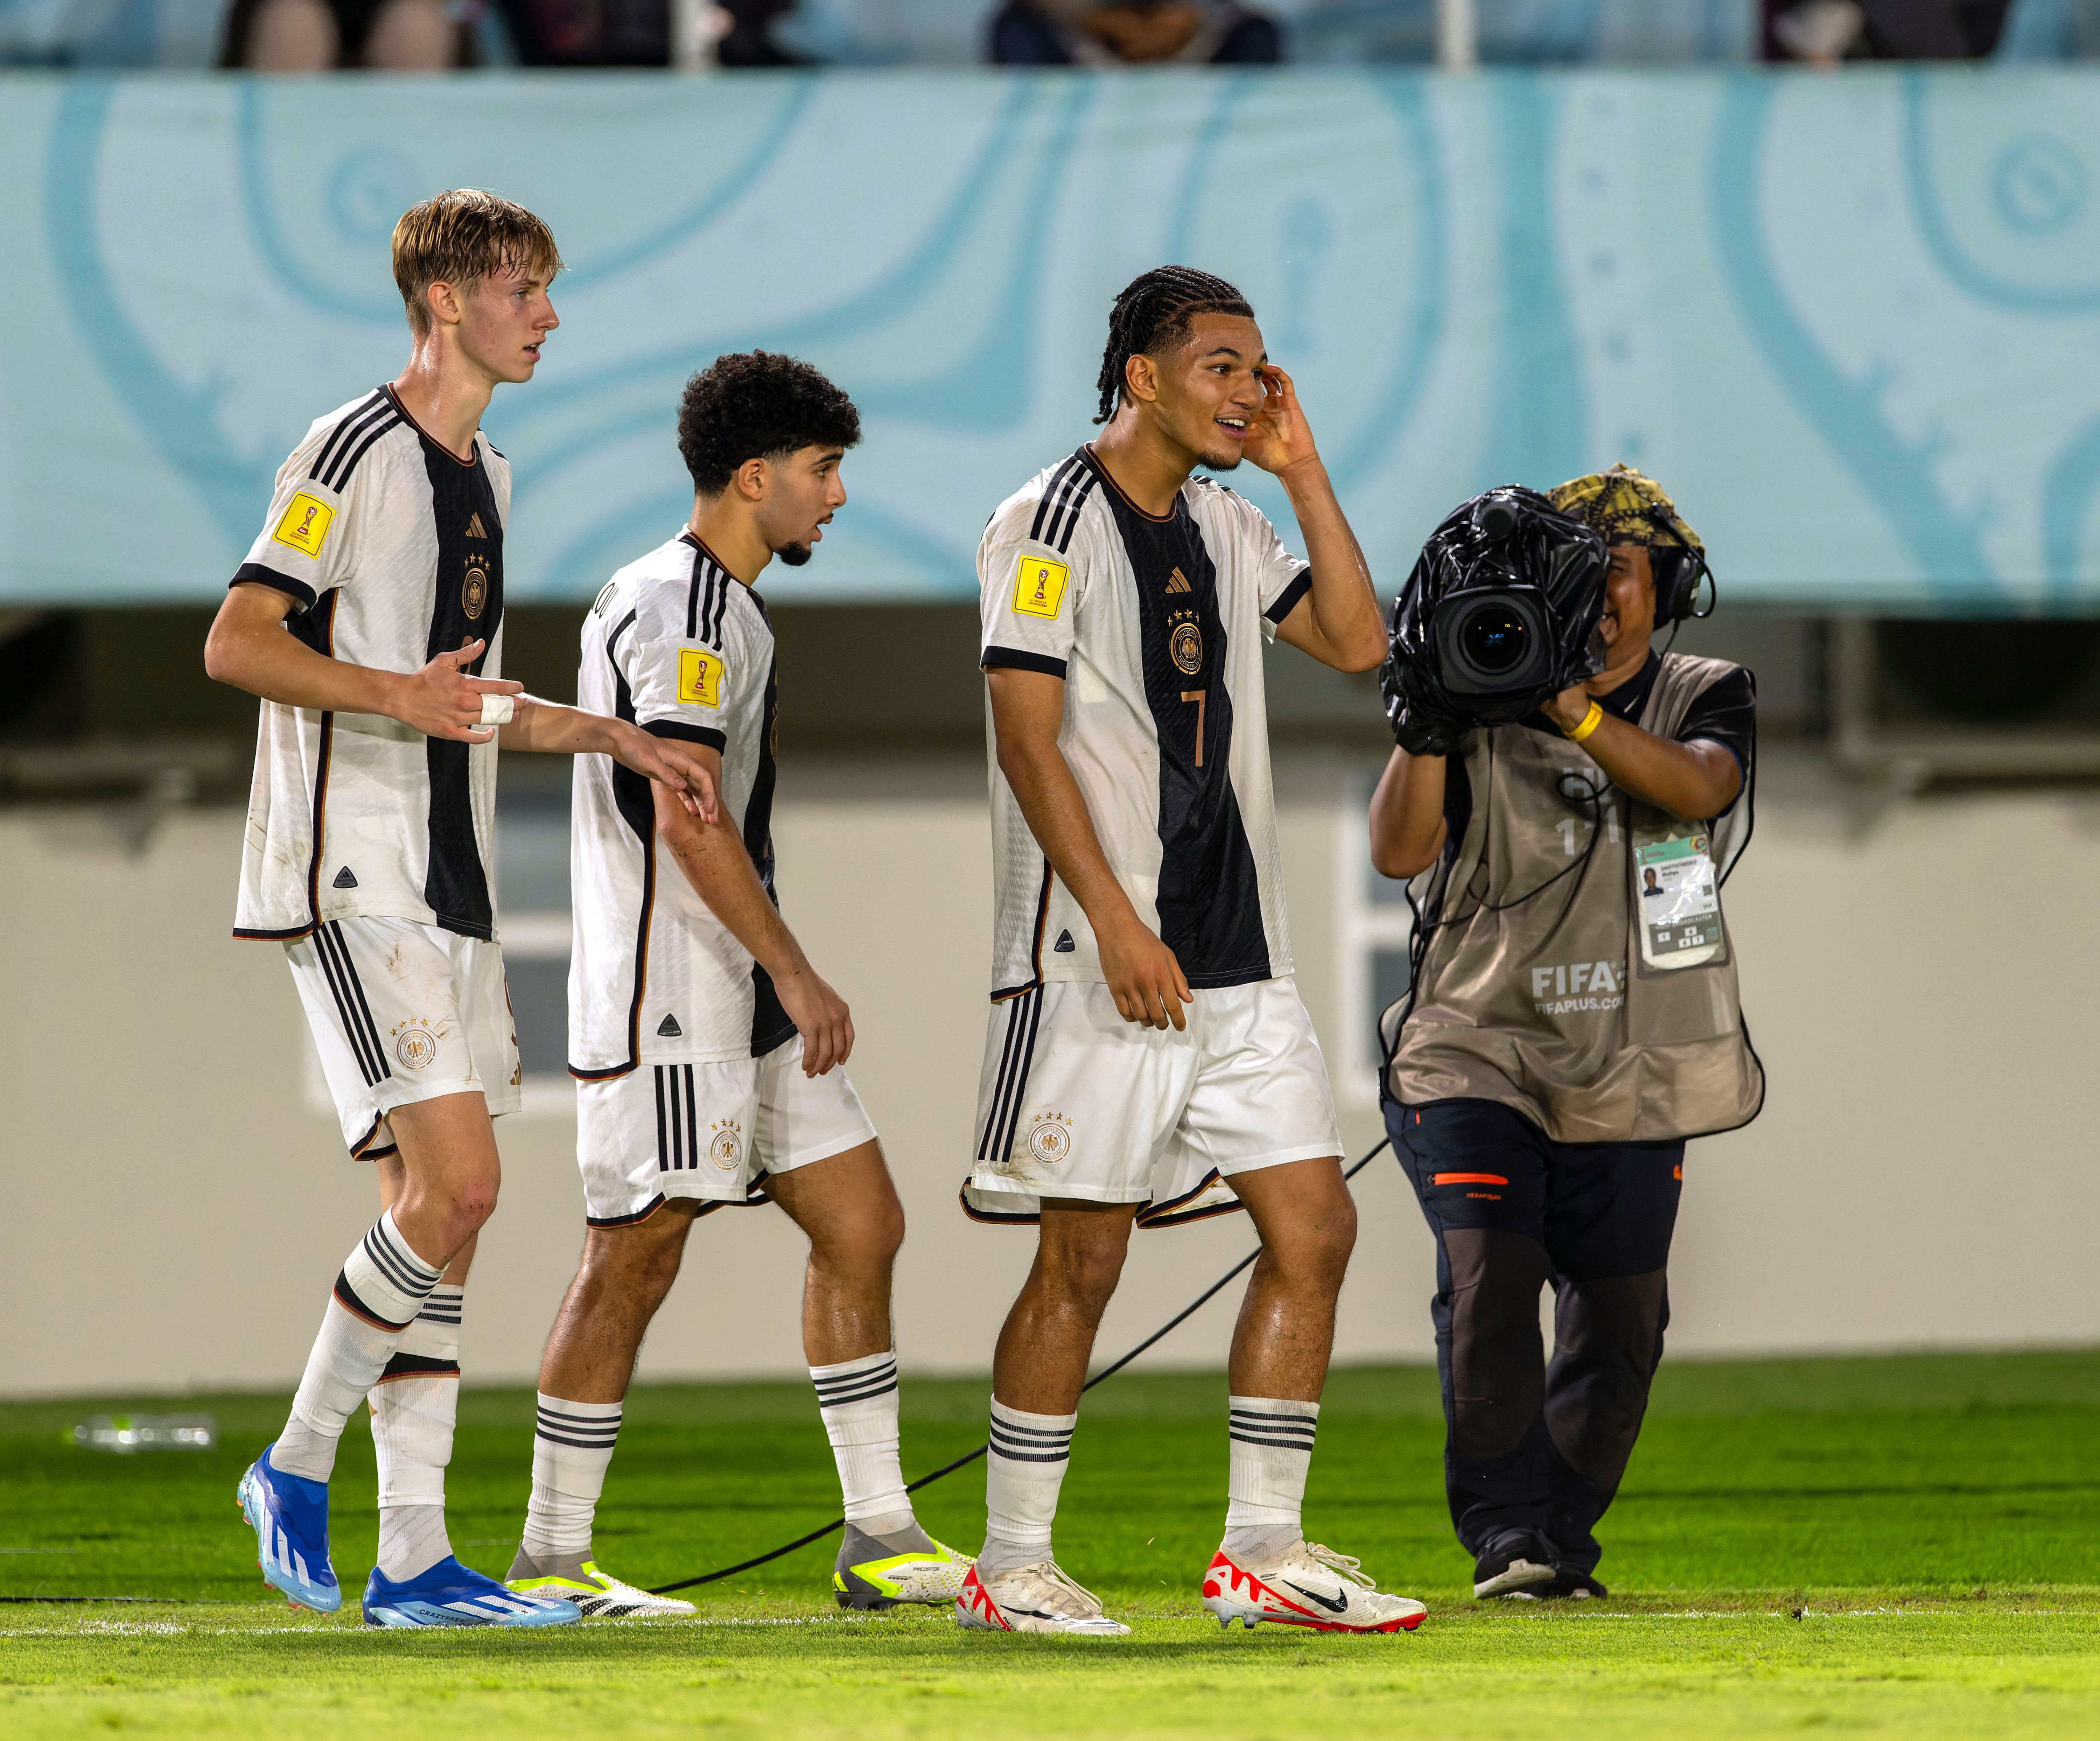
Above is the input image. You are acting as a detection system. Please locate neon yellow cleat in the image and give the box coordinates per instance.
[834,1523,974,1610]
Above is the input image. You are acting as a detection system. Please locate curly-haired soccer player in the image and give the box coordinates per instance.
[955,267,1427,1635]
[502,354,972,1618]
[205,190,714,1629]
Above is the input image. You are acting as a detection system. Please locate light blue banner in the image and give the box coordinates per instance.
[5,70,2098,609]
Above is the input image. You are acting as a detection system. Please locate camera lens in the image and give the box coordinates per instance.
[1460,608,1529,674]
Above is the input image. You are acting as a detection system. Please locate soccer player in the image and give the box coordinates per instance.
[955,267,1427,1635]
[204,190,716,1629]
[502,353,971,1618]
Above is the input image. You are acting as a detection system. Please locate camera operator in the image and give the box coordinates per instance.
[1369,465,1762,1601]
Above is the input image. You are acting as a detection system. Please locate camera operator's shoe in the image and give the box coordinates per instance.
[237,1445,340,1613]
[1512,1566,1609,1601]
[1472,1528,1559,1599]
[833,1522,972,1610]
[1203,1540,1426,1633]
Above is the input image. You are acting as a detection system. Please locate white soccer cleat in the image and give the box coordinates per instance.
[955,1559,1131,1635]
[1203,1540,1427,1634]
[505,1560,697,1619]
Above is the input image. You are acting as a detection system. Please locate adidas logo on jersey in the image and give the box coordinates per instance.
[466,513,489,539]
[332,866,359,889]
[1166,567,1192,594]
[657,1014,682,1037]
[1054,930,1076,953]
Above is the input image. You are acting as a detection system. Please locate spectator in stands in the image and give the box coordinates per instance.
[717,0,809,63]
[1996,0,2100,56]
[222,0,468,68]
[1766,0,2015,60]
[989,0,1282,65]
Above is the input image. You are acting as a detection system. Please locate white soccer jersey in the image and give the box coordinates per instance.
[978,445,1313,1000]
[231,386,510,942]
[569,532,791,1078]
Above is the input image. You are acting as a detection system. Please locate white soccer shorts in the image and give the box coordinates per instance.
[575,1035,878,1227]
[285,917,522,1159]
[962,974,1344,1229]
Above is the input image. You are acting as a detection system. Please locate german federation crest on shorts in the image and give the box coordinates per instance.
[392,1020,439,1071]
[708,1118,743,1171]
[1026,1111,1072,1166]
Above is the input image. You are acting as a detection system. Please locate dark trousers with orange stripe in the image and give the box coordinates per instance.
[1388,1097,1683,1577]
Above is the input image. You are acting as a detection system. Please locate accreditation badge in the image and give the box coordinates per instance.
[1634,831,1723,970]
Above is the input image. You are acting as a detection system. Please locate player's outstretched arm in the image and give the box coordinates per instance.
[497,701,716,821]
[987,666,1192,1033]
[204,580,523,743]
[650,777,850,1075]
[1242,366,1387,674]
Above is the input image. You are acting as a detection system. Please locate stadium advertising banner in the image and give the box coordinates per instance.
[3,69,2097,609]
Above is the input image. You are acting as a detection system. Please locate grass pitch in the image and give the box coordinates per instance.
[4,1349,2098,1738]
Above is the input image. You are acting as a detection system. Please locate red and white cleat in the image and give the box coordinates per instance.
[1203,1541,1427,1634]
[955,1560,1130,1635]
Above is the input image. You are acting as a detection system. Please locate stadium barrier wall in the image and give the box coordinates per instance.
[2,67,2097,611]
[4,747,2096,1396]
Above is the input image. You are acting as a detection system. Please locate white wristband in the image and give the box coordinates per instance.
[479,694,516,727]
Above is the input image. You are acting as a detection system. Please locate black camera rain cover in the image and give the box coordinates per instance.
[1389,486,1611,727]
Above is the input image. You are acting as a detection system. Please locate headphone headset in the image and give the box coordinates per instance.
[1647,499,1717,626]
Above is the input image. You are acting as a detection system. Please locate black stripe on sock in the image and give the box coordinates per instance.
[379,1352,461,1379]
[816,1377,898,1408]
[332,1270,414,1333]
[362,1225,438,1299]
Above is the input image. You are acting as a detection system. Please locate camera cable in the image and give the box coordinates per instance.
[645,1134,1394,1596]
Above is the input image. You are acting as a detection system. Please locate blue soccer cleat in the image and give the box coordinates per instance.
[237,1444,342,1613]
[363,1556,582,1628]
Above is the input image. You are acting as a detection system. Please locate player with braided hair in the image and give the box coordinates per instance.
[1090,266,1253,426]
[955,267,1426,1637]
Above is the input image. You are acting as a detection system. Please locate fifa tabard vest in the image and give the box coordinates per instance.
[1382,652,1764,1144]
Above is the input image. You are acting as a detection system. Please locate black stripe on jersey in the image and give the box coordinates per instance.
[413,430,503,942]
[330,411,404,490]
[310,390,386,485]
[1094,473,1272,989]
[743,641,795,1058]
[1264,569,1313,625]
[1042,457,1100,555]
[981,646,1068,680]
[643,719,727,752]
[680,534,738,649]
[241,592,342,943]
[229,562,318,611]
[572,609,657,1082]
[1028,454,1083,543]
[990,860,1054,1001]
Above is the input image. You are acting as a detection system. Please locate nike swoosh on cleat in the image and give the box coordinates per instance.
[1282,1581,1349,1614]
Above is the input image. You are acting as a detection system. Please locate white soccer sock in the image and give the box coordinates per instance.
[979,1399,1076,1580]
[1223,1396,1320,1549]
[811,1351,910,1534]
[521,1394,622,1562]
[273,1211,443,1483]
[370,1285,464,1582]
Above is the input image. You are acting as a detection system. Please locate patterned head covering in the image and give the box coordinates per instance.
[1547,463,1702,556]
